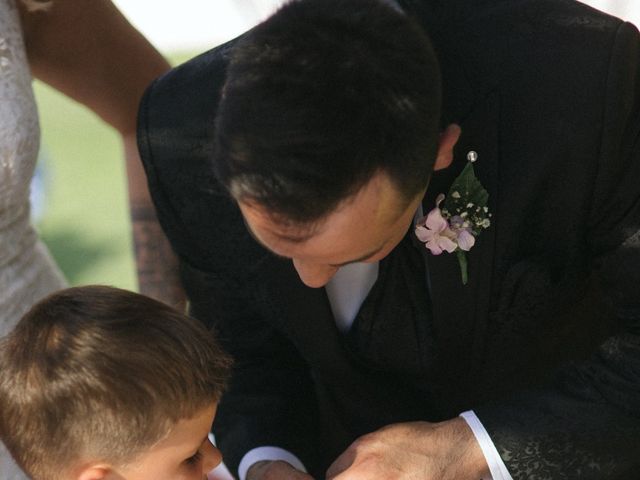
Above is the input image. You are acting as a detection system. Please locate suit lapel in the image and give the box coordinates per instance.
[422,91,500,396]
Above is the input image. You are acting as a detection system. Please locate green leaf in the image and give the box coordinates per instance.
[443,163,489,213]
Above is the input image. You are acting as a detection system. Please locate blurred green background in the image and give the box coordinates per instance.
[33,53,192,291]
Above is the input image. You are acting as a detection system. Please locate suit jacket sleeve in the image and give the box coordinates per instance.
[474,21,640,479]
[136,39,321,476]
[180,260,321,476]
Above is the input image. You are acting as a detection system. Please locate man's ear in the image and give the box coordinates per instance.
[433,124,461,171]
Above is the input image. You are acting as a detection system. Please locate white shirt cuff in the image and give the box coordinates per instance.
[460,410,513,480]
[238,446,307,480]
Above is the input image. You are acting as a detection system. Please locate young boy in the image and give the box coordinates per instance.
[0,285,232,480]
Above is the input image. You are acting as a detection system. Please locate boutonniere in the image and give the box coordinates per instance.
[415,151,492,285]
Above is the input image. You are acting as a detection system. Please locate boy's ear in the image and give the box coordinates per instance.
[76,465,112,480]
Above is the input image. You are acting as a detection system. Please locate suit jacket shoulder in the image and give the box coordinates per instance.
[137,35,266,279]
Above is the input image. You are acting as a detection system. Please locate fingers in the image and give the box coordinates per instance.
[327,450,353,480]
[247,460,314,480]
[326,446,356,479]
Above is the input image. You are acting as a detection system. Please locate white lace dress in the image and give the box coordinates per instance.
[1,0,66,477]
[0,0,66,331]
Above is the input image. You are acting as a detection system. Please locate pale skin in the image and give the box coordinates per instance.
[242,124,489,480]
[73,403,222,480]
[18,0,186,308]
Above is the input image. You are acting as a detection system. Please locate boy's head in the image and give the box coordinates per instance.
[0,286,232,480]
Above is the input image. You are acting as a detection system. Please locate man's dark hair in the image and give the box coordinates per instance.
[213,0,442,224]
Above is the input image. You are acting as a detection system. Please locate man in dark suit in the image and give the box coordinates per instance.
[137,0,640,478]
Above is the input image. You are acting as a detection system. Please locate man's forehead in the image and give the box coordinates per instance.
[238,171,410,244]
[239,203,323,244]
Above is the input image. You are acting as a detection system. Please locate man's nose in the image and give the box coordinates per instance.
[293,259,338,288]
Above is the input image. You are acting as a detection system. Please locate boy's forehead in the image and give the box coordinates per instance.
[156,403,217,451]
[111,403,218,479]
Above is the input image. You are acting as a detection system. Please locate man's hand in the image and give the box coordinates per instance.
[247,460,314,480]
[326,418,489,480]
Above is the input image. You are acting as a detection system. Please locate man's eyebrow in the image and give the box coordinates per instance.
[242,219,303,257]
[242,214,320,244]
[329,244,384,268]
[270,230,315,243]
[243,217,384,267]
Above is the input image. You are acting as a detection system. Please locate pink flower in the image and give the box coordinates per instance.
[415,194,477,255]
[415,156,491,285]
[455,228,475,251]
[449,215,476,251]
[415,194,458,255]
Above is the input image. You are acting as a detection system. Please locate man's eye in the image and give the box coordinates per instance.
[184,450,202,466]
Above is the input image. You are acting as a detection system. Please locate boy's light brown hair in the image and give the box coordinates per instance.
[0,285,232,480]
